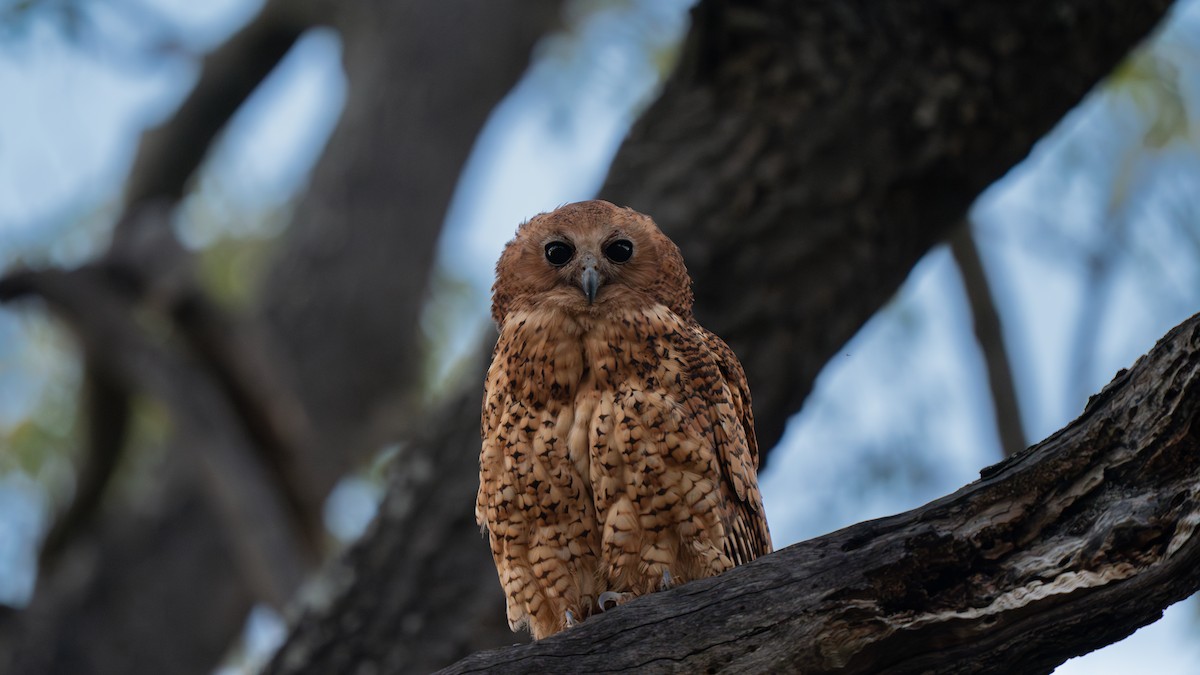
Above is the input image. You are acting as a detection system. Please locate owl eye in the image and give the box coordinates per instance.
[544,241,574,266]
[605,239,633,263]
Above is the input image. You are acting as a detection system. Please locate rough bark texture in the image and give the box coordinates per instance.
[601,0,1174,455]
[443,311,1200,674]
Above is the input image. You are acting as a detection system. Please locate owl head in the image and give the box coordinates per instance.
[491,200,693,326]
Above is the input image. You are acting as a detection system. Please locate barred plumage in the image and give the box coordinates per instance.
[477,200,771,639]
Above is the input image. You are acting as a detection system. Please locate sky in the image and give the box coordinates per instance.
[2,0,1200,672]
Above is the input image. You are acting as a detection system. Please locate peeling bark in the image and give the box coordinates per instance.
[442,311,1200,674]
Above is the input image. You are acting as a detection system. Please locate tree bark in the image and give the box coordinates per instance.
[601,0,1174,456]
[442,311,1200,674]
[265,374,510,675]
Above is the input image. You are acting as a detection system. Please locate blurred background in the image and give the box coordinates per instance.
[1,0,1198,672]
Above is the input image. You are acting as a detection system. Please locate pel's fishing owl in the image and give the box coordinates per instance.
[477,200,771,639]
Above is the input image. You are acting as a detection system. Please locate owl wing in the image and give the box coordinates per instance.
[477,320,601,638]
[677,320,773,565]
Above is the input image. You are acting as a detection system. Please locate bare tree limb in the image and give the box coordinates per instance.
[442,311,1200,674]
[950,224,1028,457]
[117,0,317,213]
[29,0,331,577]
[0,268,312,606]
[35,359,129,572]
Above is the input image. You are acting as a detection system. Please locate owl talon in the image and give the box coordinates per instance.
[661,569,673,590]
[598,591,632,611]
[565,610,578,628]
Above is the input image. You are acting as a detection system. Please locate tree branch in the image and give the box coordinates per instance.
[0,268,313,607]
[950,224,1028,457]
[601,0,1175,457]
[442,311,1200,674]
[35,359,129,572]
[26,0,330,584]
[117,0,315,211]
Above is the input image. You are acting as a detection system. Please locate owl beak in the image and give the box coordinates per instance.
[580,264,600,304]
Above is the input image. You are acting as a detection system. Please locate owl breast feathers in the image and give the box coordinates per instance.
[477,199,772,639]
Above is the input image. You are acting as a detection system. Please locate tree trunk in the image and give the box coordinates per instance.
[601,0,1175,455]
[442,311,1200,674]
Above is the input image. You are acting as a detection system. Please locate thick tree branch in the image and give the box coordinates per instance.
[0,268,312,606]
[443,311,1200,674]
[601,0,1175,457]
[117,0,316,211]
[35,360,129,572]
[265,376,512,675]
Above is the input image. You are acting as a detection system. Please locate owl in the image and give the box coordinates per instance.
[477,200,772,640]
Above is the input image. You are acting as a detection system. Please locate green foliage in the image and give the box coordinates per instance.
[1109,50,1190,149]
[0,314,80,504]
[196,234,277,310]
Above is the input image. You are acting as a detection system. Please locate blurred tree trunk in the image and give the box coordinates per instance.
[269,0,1175,673]
[0,2,559,675]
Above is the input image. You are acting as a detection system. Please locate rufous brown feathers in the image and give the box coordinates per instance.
[477,200,771,639]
